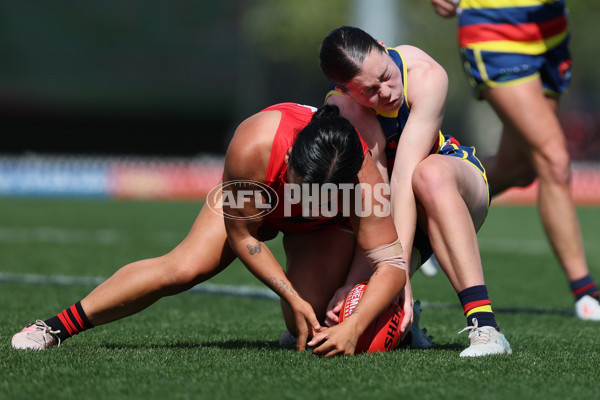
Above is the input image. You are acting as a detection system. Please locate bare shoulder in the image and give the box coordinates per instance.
[394,45,436,64]
[394,45,448,104]
[327,92,375,124]
[224,110,281,181]
[394,45,445,76]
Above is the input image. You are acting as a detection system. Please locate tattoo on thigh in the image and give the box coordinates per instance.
[247,241,262,255]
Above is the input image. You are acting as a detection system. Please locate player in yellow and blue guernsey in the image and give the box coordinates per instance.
[456,0,571,97]
[326,46,489,274]
[430,0,600,320]
[320,26,511,357]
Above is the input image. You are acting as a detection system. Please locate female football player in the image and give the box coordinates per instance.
[310,26,512,357]
[12,103,406,357]
[429,0,600,320]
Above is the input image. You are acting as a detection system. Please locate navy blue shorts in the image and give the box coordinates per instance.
[460,36,572,99]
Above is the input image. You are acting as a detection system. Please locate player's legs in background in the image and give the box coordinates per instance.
[482,125,536,196]
[482,79,600,319]
[483,79,588,280]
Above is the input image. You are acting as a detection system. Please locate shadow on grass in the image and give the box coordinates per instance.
[419,342,464,352]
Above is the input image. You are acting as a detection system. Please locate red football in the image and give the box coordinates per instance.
[339,281,404,354]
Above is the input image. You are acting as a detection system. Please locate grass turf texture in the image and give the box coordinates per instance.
[1,198,599,400]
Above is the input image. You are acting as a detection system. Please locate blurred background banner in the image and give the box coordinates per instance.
[0,155,223,199]
[1,1,598,202]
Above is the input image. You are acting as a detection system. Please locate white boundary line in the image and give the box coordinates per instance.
[0,272,575,315]
[0,227,182,246]
[0,272,279,301]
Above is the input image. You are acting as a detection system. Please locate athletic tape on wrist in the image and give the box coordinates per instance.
[365,240,406,271]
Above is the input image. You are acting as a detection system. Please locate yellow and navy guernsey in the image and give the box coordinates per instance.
[457,0,571,96]
[326,48,488,197]
[371,49,447,177]
[326,48,490,264]
[458,0,568,55]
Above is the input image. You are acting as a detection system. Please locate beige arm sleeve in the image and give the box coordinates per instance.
[364,240,406,271]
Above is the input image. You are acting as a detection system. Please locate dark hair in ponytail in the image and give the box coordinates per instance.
[289,105,364,185]
[319,26,384,89]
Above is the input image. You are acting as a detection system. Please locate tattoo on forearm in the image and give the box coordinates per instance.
[266,276,297,298]
[247,241,262,255]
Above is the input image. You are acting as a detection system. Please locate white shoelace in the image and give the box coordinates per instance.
[457,318,492,345]
[30,319,62,347]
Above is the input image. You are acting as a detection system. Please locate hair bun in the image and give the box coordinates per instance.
[313,104,340,120]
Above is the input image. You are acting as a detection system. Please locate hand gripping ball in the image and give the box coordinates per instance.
[339,281,404,353]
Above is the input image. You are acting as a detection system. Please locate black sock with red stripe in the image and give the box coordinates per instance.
[44,301,94,342]
[570,275,599,301]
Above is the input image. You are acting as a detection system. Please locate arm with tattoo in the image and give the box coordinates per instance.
[246,241,262,255]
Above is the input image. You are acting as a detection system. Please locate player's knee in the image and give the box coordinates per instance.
[155,253,204,293]
[551,150,572,185]
[169,263,199,288]
[412,160,452,203]
[535,146,572,186]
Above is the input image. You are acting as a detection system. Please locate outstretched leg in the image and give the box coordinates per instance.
[81,204,237,326]
[12,191,239,349]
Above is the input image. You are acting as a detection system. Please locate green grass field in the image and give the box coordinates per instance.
[1,198,599,400]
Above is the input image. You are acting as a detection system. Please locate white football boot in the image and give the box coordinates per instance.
[12,320,61,350]
[574,295,600,321]
[420,255,440,277]
[458,318,512,357]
